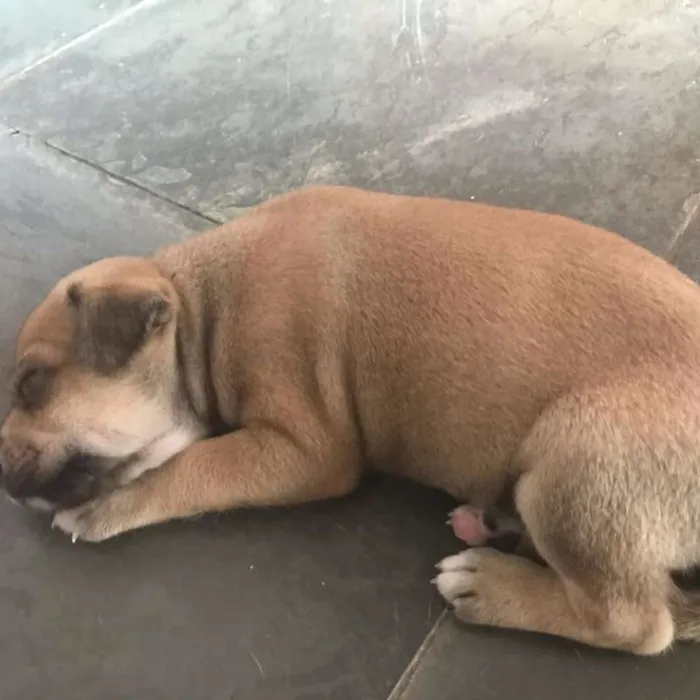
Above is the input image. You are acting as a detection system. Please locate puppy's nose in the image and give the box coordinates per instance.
[0,443,40,498]
[2,470,34,499]
[0,439,6,481]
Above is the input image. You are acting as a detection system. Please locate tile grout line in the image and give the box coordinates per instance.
[665,191,700,264]
[385,610,448,700]
[11,130,223,225]
[0,0,166,91]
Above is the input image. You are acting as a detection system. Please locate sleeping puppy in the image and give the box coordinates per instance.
[2,185,700,655]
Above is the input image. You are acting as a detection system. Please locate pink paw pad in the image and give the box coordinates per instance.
[449,505,494,546]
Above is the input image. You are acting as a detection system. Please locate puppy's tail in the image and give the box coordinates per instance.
[670,588,700,642]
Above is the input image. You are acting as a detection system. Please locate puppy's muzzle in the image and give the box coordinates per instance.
[0,441,101,510]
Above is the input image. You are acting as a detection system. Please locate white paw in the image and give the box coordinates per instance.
[433,547,540,630]
[51,493,130,543]
[52,504,92,542]
[434,549,480,603]
[437,550,478,572]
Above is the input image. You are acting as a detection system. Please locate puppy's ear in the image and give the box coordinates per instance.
[67,283,172,374]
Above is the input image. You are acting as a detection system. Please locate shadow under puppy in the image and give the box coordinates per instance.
[2,185,700,655]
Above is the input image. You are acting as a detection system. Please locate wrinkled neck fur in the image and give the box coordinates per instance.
[156,225,251,434]
[180,286,224,431]
[156,257,220,432]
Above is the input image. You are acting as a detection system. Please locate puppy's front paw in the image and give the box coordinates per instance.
[434,548,524,627]
[52,491,134,543]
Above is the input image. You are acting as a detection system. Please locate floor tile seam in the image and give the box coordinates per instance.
[6,129,222,226]
[385,610,448,700]
[666,191,700,263]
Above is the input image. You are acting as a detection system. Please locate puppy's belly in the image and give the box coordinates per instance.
[375,442,517,506]
[361,393,529,505]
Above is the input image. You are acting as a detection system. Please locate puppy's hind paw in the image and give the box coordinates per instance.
[434,547,539,629]
[449,506,493,546]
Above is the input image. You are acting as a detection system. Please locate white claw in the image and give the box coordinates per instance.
[71,533,78,544]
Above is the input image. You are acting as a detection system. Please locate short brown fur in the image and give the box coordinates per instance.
[3,186,700,654]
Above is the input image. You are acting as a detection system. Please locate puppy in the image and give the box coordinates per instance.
[2,185,700,654]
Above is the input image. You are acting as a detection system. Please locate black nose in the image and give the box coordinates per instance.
[0,441,10,490]
[1,469,32,499]
[0,442,43,499]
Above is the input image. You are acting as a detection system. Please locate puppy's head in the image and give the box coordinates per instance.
[0,257,184,511]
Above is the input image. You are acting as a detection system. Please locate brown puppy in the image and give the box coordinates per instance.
[3,185,700,654]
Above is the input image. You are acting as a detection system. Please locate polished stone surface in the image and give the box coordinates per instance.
[1,476,454,700]
[394,616,700,700]
[0,0,698,248]
[2,0,700,698]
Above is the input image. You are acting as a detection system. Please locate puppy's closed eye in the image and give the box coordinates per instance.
[13,365,54,410]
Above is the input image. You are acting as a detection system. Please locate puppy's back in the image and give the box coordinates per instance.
[280,188,700,486]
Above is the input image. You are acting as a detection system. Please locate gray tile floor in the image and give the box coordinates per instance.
[1,1,700,698]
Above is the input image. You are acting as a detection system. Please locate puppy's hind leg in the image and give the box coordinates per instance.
[510,465,675,655]
[436,388,699,654]
[436,537,675,654]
